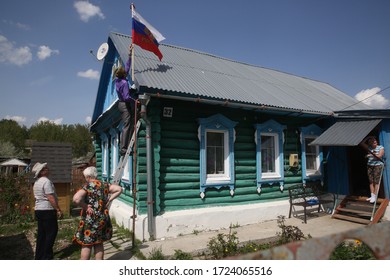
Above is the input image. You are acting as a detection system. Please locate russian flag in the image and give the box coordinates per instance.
[132,9,165,61]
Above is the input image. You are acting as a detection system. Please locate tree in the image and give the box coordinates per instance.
[28,121,65,142]
[0,141,24,157]
[64,124,94,158]
[0,119,94,159]
[0,119,28,154]
[28,121,94,158]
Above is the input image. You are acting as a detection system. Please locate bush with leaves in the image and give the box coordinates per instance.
[330,239,376,260]
[207,227,239,259]
[276,215,311,245]
[0,174,33,226]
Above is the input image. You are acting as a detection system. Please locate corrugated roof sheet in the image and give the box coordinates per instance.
[110,32,370,115]
[310,119,382,146]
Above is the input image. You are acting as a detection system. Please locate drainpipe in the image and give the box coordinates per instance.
[138,93,155,240]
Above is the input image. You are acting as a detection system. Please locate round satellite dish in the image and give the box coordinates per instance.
[96,43,109,60]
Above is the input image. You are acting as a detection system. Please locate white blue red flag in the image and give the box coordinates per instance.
[132,9,165,61]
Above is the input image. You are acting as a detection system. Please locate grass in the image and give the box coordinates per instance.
[0,218,81,260]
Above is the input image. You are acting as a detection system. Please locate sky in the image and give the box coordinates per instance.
[1,0,389,128]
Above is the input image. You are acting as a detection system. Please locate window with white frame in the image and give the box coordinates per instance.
[300,124,323,182]
[206,130,230,181]
[101,136,109,177]
[122,156,132,182]
[198,114,237,198]
[109,128,119,177]
[255,120,285,193]
[261,133,280,178]
[304,137,320,176]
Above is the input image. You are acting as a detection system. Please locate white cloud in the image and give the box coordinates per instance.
[2,19,30,31]
[85,116,92,124]
[77,69,100,80]
[354,87,390,109]
[74,1,105,22]
[0,35,32,66]
[37,45,60,60]
[30,76,53,87]
[37,117,63,125]
[5,115,27,124]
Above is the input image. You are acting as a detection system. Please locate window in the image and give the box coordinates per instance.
[100,134,109,177]
[261,133,279,177]
[206,130,229,180]
[109,128,119,178]
[300,124,323,184]
[305,137,320,175]
[198,114,237,198]
[122,155,133,183]
[255,120,285,193]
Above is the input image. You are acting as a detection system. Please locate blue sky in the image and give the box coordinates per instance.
[1,0,389,127]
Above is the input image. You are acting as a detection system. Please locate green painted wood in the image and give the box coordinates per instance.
[132,99,312,214]
[160,138,199,149]
[161,165,200,173]
[160,173,199,183]
[235,166,257,173]
[160,158,199,166]
[160,148,199,159]
[160,182,200,191]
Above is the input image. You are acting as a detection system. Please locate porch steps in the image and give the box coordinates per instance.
[332,196,389,225]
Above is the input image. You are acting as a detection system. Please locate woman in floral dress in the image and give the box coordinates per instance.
[73,166,122,260]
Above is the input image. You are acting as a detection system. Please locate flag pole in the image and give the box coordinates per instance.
[130,2,137,249]
[130,3,135,82]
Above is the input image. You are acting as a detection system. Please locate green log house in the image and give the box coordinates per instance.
[90,32,389,240]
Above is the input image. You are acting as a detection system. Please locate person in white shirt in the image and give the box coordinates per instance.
[32,162,62,260]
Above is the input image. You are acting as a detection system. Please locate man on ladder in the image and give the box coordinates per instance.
[115,44,138,157]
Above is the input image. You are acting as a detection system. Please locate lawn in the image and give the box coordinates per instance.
[0,218,81,260]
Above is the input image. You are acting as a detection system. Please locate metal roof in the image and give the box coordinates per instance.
[310,119,382,146]
[109,32,370,116]
[0,158,27,167]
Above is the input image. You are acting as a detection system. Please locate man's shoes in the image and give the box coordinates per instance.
[369,194,376,203]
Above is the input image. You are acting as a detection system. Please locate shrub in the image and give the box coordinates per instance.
[330,239,376,260]
[276,215,311,245]
[207,228,239,259]
[172,249,193,260]
[0,174,33,226]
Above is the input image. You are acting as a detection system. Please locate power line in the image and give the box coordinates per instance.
[340,85,390,111]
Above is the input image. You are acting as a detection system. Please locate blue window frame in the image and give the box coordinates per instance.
[255,120,285,193]
[300,124,323,185]
[198,114,237,199]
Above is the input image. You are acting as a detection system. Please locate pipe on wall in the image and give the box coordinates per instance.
[139,93,155,240]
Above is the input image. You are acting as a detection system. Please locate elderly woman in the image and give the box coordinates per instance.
[72,166,122,260]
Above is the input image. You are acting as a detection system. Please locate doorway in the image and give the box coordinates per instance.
[347,135,385,198]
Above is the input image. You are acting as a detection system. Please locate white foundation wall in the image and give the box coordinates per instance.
[109,199,291,241]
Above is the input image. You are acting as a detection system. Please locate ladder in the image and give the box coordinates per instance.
[112,120,141,184]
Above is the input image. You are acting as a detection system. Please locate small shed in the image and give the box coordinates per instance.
[30,142,72,216]
[0,158,28,175]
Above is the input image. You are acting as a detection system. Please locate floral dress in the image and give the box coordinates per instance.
[73,179,113,246]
